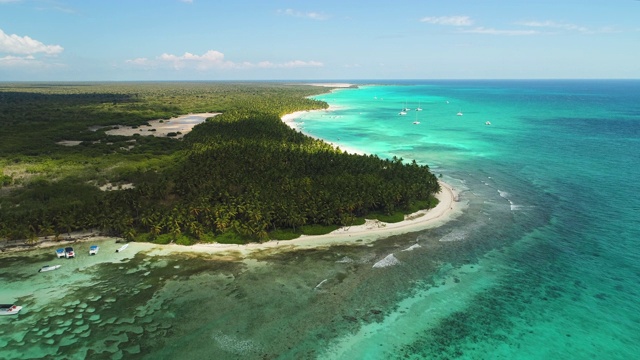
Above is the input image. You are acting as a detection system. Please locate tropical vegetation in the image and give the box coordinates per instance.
[0,82,440,245]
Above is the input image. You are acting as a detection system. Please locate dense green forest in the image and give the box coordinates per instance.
[0,82,440,245]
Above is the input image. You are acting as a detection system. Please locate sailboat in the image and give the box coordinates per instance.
[457,110,463,116]
[413,110,420,124]
[415,102,423,111]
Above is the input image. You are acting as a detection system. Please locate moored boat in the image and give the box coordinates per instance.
[0,304,22,316]
[38,264,61,273]
[64,247,75,259]
[116,243,129,253]
[89,245,99,255]
[56,248,65,258]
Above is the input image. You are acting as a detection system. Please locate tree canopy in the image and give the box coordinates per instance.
[0,82,439,245]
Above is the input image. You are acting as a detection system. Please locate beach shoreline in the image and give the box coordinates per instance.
[2,102,463,258]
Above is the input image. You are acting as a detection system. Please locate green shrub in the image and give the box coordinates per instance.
[153,234,173,244]
[175,235,195,246]
[214,231,249,244]
[301,224,340,236]
[268,229,302,241]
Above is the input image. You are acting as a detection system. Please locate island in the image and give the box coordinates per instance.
[0,82,450,250]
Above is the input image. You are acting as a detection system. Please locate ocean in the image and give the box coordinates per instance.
[1,80,639,359]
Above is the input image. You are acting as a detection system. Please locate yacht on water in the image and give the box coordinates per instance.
[0,304,22,316]
[38,264,61,273]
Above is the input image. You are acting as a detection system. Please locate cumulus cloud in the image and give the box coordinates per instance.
[0,28,64,55]
[277,8,328,20]
[420,16,473,26]
[0,55,35,66]
[126,50,323,71]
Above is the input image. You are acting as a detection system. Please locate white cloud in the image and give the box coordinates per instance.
[517,20,588,32]
[459,27,538,36]
[0,55,35,66]
[126,50,323,71]
[158,50,233,70]
[277,8,328,20]
[420,16,473,26]
[179,0,193,3]
[125,57,151,66]
[0,28,64,55]
[516,20,619,34]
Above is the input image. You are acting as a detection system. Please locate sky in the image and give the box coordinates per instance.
[1,0,639,81]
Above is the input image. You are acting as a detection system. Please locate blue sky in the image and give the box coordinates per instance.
[1,0,638,81]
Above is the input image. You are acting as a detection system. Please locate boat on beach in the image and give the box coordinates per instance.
[0,304,22,316]
[116,243,129,253]
[64,247,75,258]
[56,248,65,258]
[38,264,61,273]
[89,245,99,255]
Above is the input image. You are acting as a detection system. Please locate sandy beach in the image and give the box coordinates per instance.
[170,179,461,256]
[101,112,220,139]
[281,107,365,155]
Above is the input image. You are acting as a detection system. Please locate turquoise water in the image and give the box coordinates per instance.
[1,80,639,359]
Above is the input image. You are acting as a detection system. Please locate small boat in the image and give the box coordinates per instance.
[64,247,75,259]
[0,304,22,316]
[116,243,129,253]
[56,248,65,258]
[89,245,99,255]
[38,264,61,273]
[485,121,491,125]
[413,121,420,125]
[398,111,407,115]
[457,111,463,116]
[416,102,423,111]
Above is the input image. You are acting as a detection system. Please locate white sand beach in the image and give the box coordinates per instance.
[305,83,355,88]
[281,107,365,155]
[102,112,220,139]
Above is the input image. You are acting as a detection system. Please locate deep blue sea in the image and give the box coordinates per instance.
[1,80,639,359]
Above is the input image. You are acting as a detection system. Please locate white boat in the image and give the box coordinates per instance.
[64,247,75,259]
[56,248,65,258]
[457,111,463,116]
[116,243,129,253]
[485,121,491,125]
[89,245,99,255]
[38,264,61,273]
[0,304,22,316]
[413,121,420,125]
[398,111,407,116]
[416,102,423,111]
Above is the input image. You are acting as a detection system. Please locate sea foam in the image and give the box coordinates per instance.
[372,254,400,268]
